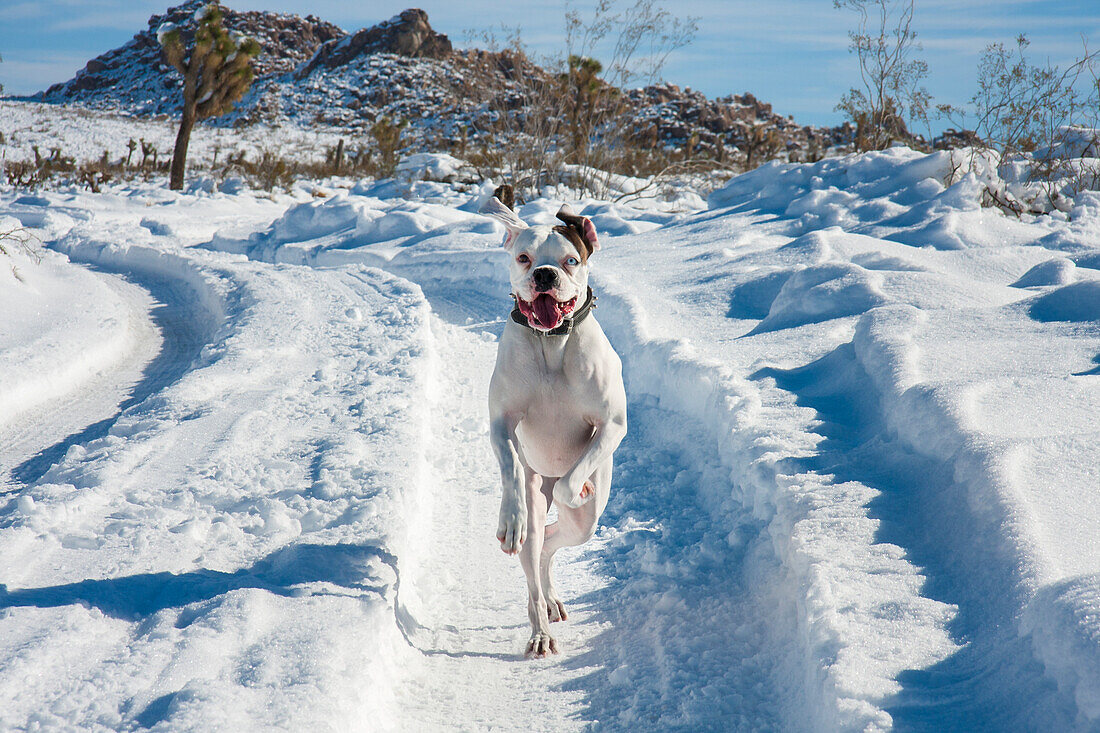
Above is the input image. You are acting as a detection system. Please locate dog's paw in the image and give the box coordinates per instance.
[525,632,559,658]
[553,479,595,509]
[547,596,568,623]
[496,505,527,555]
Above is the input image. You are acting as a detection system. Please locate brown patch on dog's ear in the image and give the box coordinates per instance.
[554,207,599,258]
[493,184,515,211]
[552,225,591,262]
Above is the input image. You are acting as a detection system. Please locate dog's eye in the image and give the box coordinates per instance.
[565,257,579,267]
[516,254,531,264]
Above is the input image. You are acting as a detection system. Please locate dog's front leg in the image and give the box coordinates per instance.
[554,414,627,509]
[489,414,527,554]
[520,472,557,657]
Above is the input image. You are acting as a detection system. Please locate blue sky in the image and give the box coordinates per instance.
[1,1,1097,131]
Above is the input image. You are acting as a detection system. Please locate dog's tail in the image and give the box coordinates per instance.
[493,184,515,211]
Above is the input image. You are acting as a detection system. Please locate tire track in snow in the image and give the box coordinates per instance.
[396,289,608,730]
[396,286,788,731]
[0,267,203,491]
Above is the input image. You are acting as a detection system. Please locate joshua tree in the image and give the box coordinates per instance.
[158,4,260,189]
[370,116,407,178]
[561,55,608,162]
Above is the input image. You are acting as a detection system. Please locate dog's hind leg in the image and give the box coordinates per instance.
[539,477,569,623]
[521,469,557,657]
[541,459,612,623]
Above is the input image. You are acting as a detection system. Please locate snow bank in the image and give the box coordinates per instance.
[1029,280,1100,322]
[752,261,888,334]
[1024,575,1100,725]
[395,152,476,183]
[0,219,139,427]
[608,144,1100,728]
[588,278,956,731]
[0,199,437,729]
[4,128,1100,729]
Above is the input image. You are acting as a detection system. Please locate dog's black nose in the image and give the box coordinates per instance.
[532,267,558,292]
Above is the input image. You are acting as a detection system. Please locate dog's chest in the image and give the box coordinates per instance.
[506,338,599,472]
[508,339,596,407]
[514,378,595,477]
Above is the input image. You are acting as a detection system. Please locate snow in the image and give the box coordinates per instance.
[157,22,179,45]
[2,110,1100,730]
[0,101,349,172]
[0,219,138,431]
[394,152,474,184]
[1,197,433,728]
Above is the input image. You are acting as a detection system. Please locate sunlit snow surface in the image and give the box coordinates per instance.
[1,110,1099,731]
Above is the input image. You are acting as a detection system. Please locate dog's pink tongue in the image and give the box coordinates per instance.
[532,293,561,329]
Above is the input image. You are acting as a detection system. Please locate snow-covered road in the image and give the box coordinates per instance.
[3,143,1100,730]
[2,270,206,490]
[395,302,609,730]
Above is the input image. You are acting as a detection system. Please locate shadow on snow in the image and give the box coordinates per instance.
[753,341,1078,731]
[7,270,206,487]
[0,542,396,622]
[556,400,790,732]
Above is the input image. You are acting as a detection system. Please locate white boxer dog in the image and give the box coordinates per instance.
[480,185,627,658]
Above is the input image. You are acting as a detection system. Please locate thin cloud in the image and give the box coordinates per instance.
[48,8,155,32]
[0,2,45,21]
[0,56,88,96]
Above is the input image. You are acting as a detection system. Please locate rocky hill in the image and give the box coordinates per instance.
[30,1,852,163]
[36,1,343,116]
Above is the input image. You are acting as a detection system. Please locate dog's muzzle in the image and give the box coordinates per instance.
[532,267,558,293]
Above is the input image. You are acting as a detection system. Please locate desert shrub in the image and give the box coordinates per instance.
[2,142,174,190]
[942,35,1100,215]
[77,152,114,193]
[5,146,75,188]
[140,139,160,169]
[834,0,931,151]
[221,148,295,190]
[559,0,697,196]
[966,36,1098,161]
[370,116,407,178]
[462,0,697,200]
[459,37,568,198]
[743,123,784,170]
[5,161,47,188]
[217,144,385,191]
[0,223,39,263]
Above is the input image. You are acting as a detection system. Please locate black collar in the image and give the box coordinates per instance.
[510,287,596,336]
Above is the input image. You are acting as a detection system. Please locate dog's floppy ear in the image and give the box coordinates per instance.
[555,204,599,256]
[493,184,515,211]
[479,186,528,250]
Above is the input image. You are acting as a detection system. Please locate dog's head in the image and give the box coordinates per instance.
[480,185,600,333]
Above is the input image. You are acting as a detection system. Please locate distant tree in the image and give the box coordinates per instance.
[834,0,930,150]
[466,0,696,198]
[158,3,260,190]
[561,0,697,195]
[369,116,407,178]
[561,55,612,163]
[742,122,783,170]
